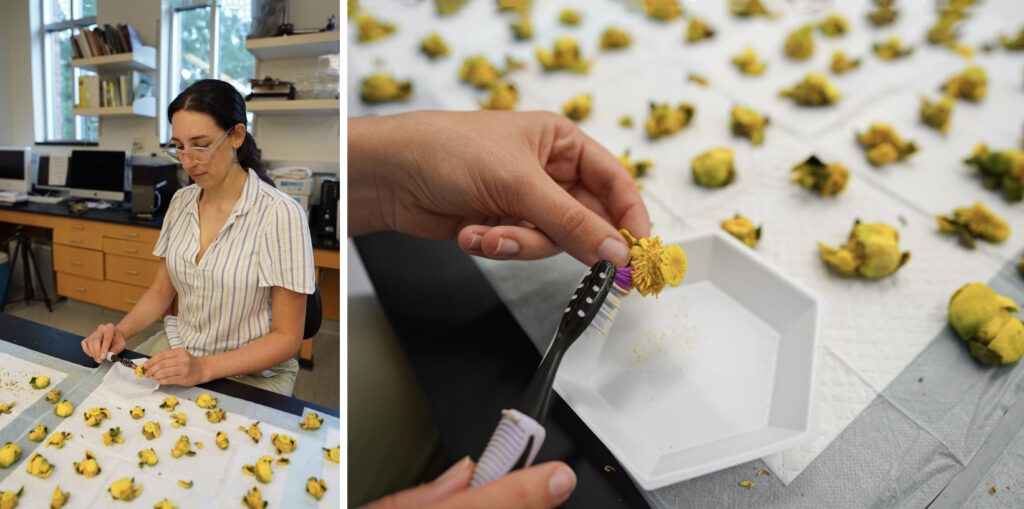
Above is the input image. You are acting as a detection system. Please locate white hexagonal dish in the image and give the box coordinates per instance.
[554,229,823,490]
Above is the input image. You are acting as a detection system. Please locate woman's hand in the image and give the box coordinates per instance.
[365,457,576,509]
[81,323,127,364]
[349,111,650,267]
[144,348,206,386]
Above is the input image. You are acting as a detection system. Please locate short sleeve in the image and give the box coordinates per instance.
[256,198,315,294]
[153,188,189,258]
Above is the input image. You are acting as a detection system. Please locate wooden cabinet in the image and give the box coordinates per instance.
[52,219,159,310]
[104,254,158,287]
[53,244,105,279]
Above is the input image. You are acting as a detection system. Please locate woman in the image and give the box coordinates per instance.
[81,79,315,396]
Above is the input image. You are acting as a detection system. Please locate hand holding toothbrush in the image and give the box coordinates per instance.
[364,456,576,509]
[348,110,650,267]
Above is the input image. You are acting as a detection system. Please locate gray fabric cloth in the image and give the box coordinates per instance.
[0,341,92,486]
[474,255,1024,507]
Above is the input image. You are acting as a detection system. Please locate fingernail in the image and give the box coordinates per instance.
[494,237,520,256]
[548,466,577,500]
[437,456,471,483]
[468,233,482,250]
[598,237,630,266]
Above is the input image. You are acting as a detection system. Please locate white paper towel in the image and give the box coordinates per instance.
[0,382,336,508]
[0,351,68,431]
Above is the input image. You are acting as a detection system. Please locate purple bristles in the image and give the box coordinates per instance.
[613,266,633,292]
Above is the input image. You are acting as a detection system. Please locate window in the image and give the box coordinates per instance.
[169,0,255,99]
[40,0,99,143]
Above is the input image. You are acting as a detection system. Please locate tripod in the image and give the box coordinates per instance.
[1,226,56,312]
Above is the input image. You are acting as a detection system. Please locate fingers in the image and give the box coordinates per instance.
[425,462,576,509]
[574,131,651,239]
[81,324,118,364]
[457,225,561,261]
[143,349,177,381]
[367,457,474,509]
[518,178,632,267]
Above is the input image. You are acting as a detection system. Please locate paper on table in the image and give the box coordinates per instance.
[0,381,337,508]
[102,362,159,399]
[0,351,68,432]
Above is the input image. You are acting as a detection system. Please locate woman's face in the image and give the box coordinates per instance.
[169,110,244,188]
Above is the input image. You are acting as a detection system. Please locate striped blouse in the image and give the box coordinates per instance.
[153,168,315,358]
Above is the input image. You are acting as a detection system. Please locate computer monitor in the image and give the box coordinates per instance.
[68,150,128,201]
[0,147,32,193]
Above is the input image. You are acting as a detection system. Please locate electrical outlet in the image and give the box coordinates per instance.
[132,137,145,154]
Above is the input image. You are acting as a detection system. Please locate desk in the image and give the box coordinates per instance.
[0,202,339,366]
[0,311,338,417]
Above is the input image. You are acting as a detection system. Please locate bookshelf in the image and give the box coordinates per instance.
[71,42,156,119]
[245,31,340,60]
[72,96,157,118]
[245,98,338,115]
[70,46,156,73]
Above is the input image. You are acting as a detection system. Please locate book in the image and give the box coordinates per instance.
[77,30,92,58]
[97,27,112,55]
[104,24,125,54]
[133,73,153,100]
[88,76,101,108]
[119,74,129,106]
[77,76,89,108]
[121,24,143,54]
[86,29,101,56]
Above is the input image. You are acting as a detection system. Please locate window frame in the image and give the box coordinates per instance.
[164,0,253,142]
[169,0,220,102]
[39,4,99,144]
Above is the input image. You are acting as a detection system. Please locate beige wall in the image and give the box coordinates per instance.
[1,0,340,166]
[3,0,35,148]
[0,2,12,145]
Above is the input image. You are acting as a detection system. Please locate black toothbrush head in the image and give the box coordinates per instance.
[559,260,617,341]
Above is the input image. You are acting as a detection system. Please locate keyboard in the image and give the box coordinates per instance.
[27,195,67,204]
[0,192,27,203]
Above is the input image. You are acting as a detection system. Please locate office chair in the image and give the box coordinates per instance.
[304,284,322,340]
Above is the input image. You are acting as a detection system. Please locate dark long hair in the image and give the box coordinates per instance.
[167,79,273,185]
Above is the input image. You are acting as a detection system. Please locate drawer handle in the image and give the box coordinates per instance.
[71,224,84,230]
[70,238,82,243]
[122,248,138,253]
[70,260,83,266]
[123,232,139,238]
[73,287,86,292]
[124,298,138,304]
[124,270,140,275]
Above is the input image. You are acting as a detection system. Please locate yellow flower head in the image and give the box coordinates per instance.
[629,235,666,297]
[660,245,688,286]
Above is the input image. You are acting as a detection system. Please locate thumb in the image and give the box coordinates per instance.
[365,457,474,509]
[520,179,631,267]
[424,461,576,509]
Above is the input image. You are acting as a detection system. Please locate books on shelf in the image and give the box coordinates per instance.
[76,71,152,109]
[72,23,143,59]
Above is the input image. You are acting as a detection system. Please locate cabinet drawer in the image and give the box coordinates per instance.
[53,229,103,250]
[57,273,107,306]
[105,280,147,312]
[52,217,106,235]
[103,238,158,261]
[105,254,158,287]
[103,224,161,244]
[53,244,104,279]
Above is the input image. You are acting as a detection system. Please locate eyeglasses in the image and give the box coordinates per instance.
[162,128,232,164]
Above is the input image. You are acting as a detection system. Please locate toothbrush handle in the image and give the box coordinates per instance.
[469,408,546,487]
